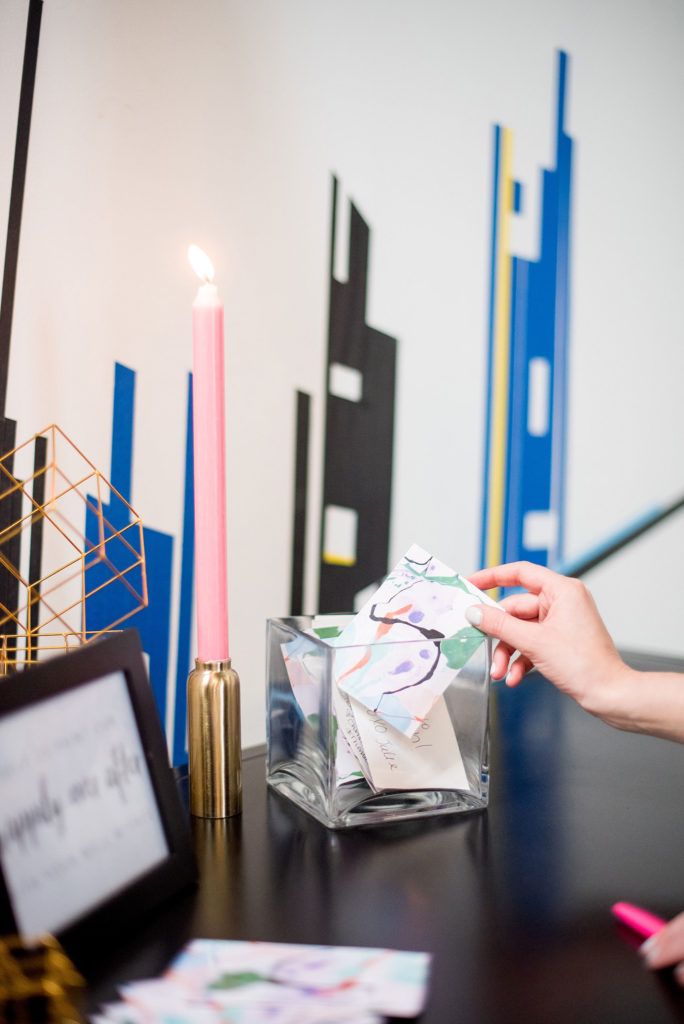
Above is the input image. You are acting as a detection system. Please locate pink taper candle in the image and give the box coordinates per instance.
[189,244,229,662]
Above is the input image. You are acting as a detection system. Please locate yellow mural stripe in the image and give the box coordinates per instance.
[322,552,357,567]
[485,126,514,581]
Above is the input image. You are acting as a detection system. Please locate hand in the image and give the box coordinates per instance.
[465,561,626,712]
[466,562,684,742]
[640,912,684,986]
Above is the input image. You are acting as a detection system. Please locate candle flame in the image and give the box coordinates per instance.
[188,244,215,284]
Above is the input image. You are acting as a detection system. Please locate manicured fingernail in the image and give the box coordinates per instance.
[490,657,505,680]
[639,936,659,964]
[465,605,482,627]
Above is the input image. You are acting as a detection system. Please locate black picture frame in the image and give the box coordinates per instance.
[0,628,196,951]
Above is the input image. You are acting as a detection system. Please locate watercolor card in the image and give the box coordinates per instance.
[96,940,431,1023]
[333,544,495,737]
[165,939,430,1019]
[345,693,470,792]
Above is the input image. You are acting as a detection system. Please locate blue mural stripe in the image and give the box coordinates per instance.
[504,255,528,564]
[480,124,502,568]
[513,180,523,214]
[172,371,195,766]
[551,58,572,561]
[109,362,135,502]
[481,50,573,588]
[84,362,173,735]
[555,494,684,579]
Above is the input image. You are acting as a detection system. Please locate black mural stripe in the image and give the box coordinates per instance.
[289,390,311,616]
[318,191,397,613]
[28,432,47,642]
[0,0,43,416]
[0,418,20,645]
[316,174,338,607]
[329,175,338,292]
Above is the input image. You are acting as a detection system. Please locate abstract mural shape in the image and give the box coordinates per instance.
[83,362,196,765]
[480,50,573,584]
[316,178,398,613]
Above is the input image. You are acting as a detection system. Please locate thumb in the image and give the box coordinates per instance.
[465,602,537,654]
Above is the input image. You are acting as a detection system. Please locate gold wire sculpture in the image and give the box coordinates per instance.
[0,424,147,672]
[0,933,85,1023]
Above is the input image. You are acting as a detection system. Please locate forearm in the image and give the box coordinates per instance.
[584,666,684,743]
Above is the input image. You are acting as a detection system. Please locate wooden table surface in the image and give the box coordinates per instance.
[83,650,684,1023]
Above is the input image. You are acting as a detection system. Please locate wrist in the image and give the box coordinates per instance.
[583,664,684,743]
[579,660,638,730]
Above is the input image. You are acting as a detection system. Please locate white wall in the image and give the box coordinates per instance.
[1,0,682,749]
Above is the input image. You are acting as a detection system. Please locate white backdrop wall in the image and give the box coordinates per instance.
[1,0,682,751]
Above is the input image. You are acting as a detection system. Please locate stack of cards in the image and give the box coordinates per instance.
[282,544,495,794]
[92,939,431,1023]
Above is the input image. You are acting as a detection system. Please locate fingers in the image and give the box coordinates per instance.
[483,592,539,682]
[491,641,515,680]
[490,642,533,685]
[498,593,540,620]
[640,912,684,980]
[506,654,533,687]
[465,601,538,655]
[468,561,560,595]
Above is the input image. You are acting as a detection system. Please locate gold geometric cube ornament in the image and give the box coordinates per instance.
[0,424,147,671]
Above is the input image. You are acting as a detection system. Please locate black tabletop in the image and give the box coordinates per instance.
[84,651,684,1023]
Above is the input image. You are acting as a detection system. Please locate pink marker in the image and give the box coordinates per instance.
[612,901,666,938]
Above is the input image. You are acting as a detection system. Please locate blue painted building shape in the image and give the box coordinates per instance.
[83,363,196,765]
[480,50,573,584]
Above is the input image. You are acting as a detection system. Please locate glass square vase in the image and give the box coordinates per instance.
[266,616,491,829]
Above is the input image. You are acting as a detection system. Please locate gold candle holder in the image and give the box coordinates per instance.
[187,658,242,818]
